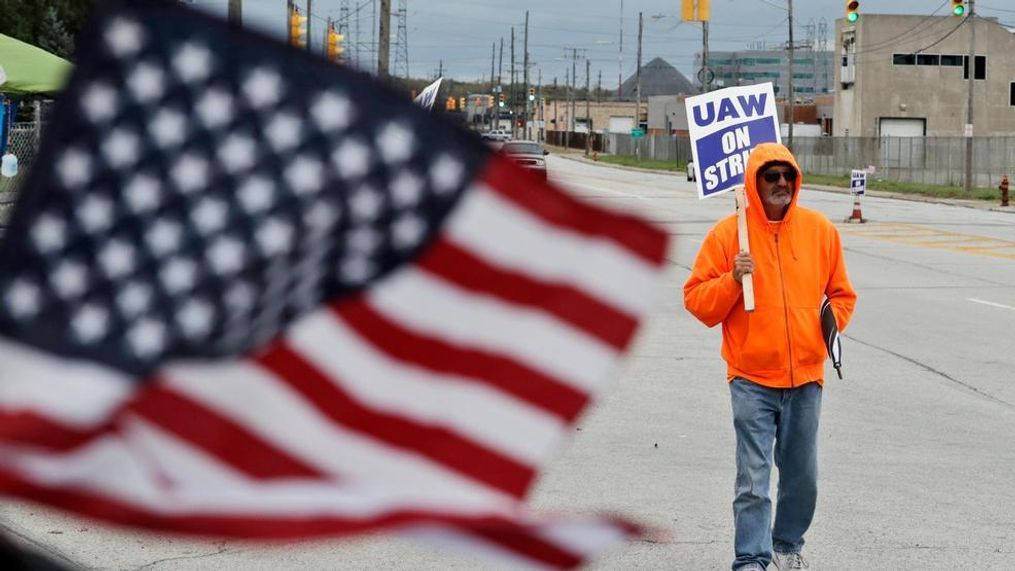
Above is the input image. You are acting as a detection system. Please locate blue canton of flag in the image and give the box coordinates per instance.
[0,2,669,569]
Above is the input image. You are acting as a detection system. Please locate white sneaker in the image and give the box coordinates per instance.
[773,551,809,570]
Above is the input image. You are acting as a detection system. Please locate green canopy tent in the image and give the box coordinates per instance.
[0,34,72,95]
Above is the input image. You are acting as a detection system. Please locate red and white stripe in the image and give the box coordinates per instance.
[0,156,668,569]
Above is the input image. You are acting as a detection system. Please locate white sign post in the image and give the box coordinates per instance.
[846,169,868,223]
[684,82,781,312]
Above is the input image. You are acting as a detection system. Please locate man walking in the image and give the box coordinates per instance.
[683,142,857,570]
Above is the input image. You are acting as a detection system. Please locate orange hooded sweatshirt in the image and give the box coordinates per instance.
[683,142,857,388]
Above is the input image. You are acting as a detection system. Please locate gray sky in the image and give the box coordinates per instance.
[189,0,1015,86]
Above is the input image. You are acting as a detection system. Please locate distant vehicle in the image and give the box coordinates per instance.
[501,140,548,181]
[482,129,511,142]
[686,160,696,182]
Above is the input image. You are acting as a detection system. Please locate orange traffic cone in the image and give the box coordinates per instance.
[844,193,867,223]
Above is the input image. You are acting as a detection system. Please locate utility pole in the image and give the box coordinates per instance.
[787,0,795,148]
[228,0,241,26]
[377,0,391,78]
[438,59,443,78]
[490,44,496,129]
[618,0,624,101]
[585,58,591,157]
[570,49,579,147]
[286,0,292,44]
[498,37,504,87]
[553,76,559,145]
[597,69,602,104]
[510,27,516,138]
[538,68,543,142]
[524,11,530,140]
[965,0,976,193]
[306,0,312,51]
[564,68,570,149]
[701,21,710,92]
[635,12,643,160]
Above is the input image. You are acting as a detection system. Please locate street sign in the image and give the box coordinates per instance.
[684,82,780,199]
[850,169,867,195]
[630,128,645,139]
[696,67,715,86]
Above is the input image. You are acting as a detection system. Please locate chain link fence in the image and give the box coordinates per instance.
[1,124,40,228]
[604,133,1015,188]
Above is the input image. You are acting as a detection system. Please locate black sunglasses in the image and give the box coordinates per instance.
[761,169,797,183]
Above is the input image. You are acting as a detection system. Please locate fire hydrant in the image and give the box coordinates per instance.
[1001,174,1010,207]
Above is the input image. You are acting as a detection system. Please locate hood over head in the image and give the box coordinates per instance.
[744,142,802,226]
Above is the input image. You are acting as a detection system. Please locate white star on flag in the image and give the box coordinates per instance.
[218,134,257,174]
[377,122,414,164]
[149,108,187,149]
[56,149,92,188]
[332,139,371,179]
[105,17,144,57]
[78,195,114,234]
[4,280,40,318]
[196,89,233,129]
[117,282,152,317]
[127,317,166,357]
[238,176,276,214]
[311,91,355,132]
[81,83,118,124]
[72,305,110,343]
[243,68,283,109]
[173,42,213,84]
[266,113,302,152]
[31,215,67,253]
[127,62,165,103]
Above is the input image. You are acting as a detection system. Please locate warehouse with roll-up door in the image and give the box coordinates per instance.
[833,13,1015,137]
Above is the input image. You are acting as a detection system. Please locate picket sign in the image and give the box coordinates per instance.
[684,82,781,313]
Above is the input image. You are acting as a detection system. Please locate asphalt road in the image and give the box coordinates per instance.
[3,154,1014,570]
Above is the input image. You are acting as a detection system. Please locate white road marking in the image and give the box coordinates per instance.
[557,181,650,202]
[967,298,1015,311]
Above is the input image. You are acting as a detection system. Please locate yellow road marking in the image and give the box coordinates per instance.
[838,222,1015,259]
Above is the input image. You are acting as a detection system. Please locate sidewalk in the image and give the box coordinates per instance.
[552,150,1015,215]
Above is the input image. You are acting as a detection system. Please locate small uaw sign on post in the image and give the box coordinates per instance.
[684,82,781,312]
[845,169,868,223]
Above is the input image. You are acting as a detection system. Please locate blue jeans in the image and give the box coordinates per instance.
[729,378,822,571]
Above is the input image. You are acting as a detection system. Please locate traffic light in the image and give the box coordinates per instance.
[681,0,710,22]
[951,0,966,16]
[845,0,859,23]
[326,25,344,62]
[289,7,307,48]
[445,97,455,111]
[459,96,465,110]
[487,95,494,108]
[498,93,505,108]
[528,86,535,101]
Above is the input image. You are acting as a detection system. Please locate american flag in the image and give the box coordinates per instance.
[0,2,668,568]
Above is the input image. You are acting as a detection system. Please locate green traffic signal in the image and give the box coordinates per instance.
[953,5,965,15]
[846,0,859,22]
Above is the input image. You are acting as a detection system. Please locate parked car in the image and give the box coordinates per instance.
[686,160,696,182]
[501,140,548,181]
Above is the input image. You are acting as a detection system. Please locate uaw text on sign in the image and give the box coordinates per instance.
[684,83,780,199]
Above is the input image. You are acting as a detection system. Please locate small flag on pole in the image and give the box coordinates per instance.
[413,77,443,111]
[0,2,668,568]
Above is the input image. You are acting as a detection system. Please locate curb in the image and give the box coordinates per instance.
[556,154,1015,215]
